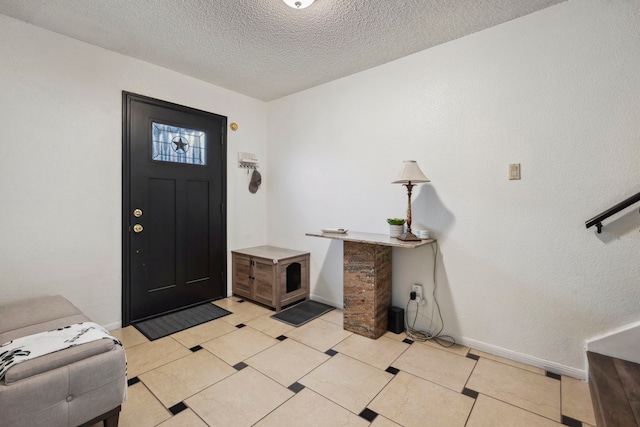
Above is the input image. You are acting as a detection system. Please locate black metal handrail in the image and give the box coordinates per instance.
[586,191,640,233]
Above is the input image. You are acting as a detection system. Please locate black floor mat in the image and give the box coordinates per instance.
[271,300,334,327]
[133,302,231,341]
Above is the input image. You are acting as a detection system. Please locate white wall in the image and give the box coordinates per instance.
[0,15,268,329]
[266,0,640,375]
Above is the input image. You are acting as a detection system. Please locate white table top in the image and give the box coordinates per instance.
[305,231,435,249]
[231,245,309,261]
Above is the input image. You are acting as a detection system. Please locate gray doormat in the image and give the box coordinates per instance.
[133,302,231,341]
[271,300,334,327]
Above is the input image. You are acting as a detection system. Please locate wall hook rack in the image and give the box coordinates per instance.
[238,152,259,171]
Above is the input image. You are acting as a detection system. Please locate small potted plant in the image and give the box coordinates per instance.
[387,218,406,238]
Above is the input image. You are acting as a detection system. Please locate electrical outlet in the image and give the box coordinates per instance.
[412,284,423,304]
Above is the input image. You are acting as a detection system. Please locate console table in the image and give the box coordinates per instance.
[306,231,434,339]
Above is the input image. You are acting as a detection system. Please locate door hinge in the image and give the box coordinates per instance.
[220,203,224,214]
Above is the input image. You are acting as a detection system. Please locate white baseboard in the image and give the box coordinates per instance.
[301,294,588,379]
[457,336,587,380]
[310,293,343,309]
[586,321,640,364]
[105,321,122,331]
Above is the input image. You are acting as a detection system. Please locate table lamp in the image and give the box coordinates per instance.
[392,160,430,241]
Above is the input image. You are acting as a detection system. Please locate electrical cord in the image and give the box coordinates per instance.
[404,241,456,348]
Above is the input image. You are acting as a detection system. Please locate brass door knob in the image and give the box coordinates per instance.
[133,224,143,233]
[133,208,143,218]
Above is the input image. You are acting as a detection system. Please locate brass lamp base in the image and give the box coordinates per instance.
[396,231,420,241]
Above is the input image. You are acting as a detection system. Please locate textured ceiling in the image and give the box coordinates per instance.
[0,0,566,101]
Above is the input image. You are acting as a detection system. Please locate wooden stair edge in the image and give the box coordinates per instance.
[587,351,610,427]
[587,351,639,427]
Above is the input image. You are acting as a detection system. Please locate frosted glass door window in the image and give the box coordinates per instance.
[152,122,206,165]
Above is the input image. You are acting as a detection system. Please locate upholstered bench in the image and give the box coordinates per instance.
[0,295,126,427]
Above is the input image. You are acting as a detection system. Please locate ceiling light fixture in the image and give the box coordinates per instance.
[283,0,315,9]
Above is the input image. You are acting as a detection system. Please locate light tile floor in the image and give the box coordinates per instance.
[103,297,596,427]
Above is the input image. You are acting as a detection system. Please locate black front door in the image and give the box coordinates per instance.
[123,92,226,324]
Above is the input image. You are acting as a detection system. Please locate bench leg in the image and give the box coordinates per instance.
[78,405,121,427]
[103,411,120,427]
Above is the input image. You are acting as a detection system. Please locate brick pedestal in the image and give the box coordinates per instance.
[343,241,392,339]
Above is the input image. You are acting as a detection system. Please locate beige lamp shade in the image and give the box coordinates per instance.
[392,160,430,184]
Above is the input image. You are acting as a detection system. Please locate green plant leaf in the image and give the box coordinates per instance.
[386,218,406,225]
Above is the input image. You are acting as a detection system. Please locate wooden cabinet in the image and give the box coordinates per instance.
[231,246,310,311]
[231,253,253,300]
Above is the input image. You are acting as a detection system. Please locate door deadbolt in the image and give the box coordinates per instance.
[133,208,143,218]
[133,224,143,233]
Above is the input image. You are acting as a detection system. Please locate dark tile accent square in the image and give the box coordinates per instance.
[233,362,248,371]
[462,387,479,399]
[276,335,288,341]
[127,376,140,387]
[466,353,480,361]
[236,323,246,328]
[359,408,378,422]
[325,349,338,356]
[561,415,582,427]
[288,382,305,393]
[546,371,561,380]
[385,366,400,375]
[402,338,414,344]
[189,345,203,352]
[169,401,188,416]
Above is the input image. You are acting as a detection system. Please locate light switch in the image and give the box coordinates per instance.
[509,163,521,180]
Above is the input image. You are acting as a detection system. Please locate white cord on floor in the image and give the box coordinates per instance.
[404,241,456,348]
